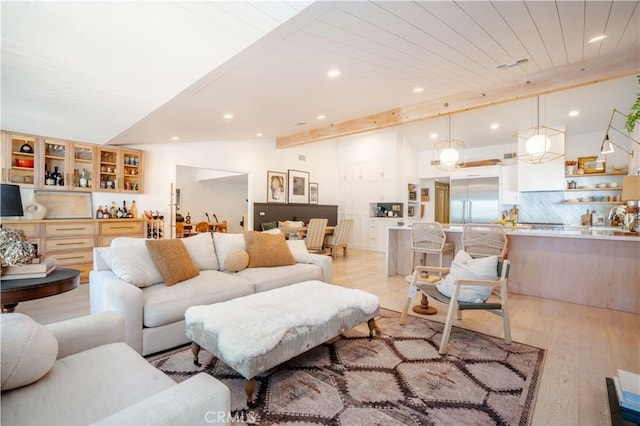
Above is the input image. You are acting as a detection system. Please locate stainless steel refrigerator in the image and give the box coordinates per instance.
[450,177,500,223]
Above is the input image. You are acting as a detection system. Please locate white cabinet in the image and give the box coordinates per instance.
[367,218,396,252]
[501,165,519,205]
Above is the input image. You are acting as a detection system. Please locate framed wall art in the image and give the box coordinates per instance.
[578,156,605,174]
[309,182,318,205]
[36,191,93,219]
[288,170,309,204]
[267,171,287,203]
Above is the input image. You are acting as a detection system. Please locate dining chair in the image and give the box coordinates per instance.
[194,221,210,234]
[304,218,328,254]
[324,218,354,259]
[175,222,184,238]
[410,222,455,271]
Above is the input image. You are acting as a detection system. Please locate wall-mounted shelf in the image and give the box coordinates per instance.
[562,201,622,205]
[565,171,627,178]
[565,188,621,192]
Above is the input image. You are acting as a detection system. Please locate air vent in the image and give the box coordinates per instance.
[431,160,441,166]
[497,58,528,70]
[298,154,306,161]
[504,152,516,159]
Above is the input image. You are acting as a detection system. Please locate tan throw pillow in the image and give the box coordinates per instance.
[244,231,295,268]
[226,249,249,272]
[145,239,200,286]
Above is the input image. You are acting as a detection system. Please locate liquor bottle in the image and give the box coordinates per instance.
[129,201,138,219]
[122,201,128,216]
[103,206,110,218]
[96,205,103,219]
[110,202,117,218]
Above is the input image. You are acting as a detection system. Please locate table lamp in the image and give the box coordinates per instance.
[622,175,640,232]
[1,184,24,218]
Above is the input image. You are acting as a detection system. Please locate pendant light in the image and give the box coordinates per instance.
[517,96,564,164]
[595,108,638,164]
[433,115,465,171]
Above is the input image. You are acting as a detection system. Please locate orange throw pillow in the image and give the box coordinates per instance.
[244,231,295,268]
[145,239,199,286]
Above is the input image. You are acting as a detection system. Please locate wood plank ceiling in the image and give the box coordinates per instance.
[1,1,639,149]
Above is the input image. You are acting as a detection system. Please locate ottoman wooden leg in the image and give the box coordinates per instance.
[245,378,257,407]
[367,318,381,338]
[191,342,202,367]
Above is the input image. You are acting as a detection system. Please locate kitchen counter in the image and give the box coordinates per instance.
[387,224,640,313]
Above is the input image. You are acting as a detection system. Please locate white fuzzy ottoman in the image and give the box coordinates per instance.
[185,280,380,404]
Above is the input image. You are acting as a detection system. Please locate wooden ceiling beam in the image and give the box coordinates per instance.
[276,49,639,149]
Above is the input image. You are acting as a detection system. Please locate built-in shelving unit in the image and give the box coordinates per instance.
[563,171,626,205]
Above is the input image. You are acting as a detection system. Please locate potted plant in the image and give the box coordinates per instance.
[626,75,640,134]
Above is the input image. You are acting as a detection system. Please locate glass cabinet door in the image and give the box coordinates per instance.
[42,139,69,189]
[71,144,95,191]
[4,134,38,187]
[98,148,119,191]
[121,150,143,193]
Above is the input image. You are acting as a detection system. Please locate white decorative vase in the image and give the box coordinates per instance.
[23,193,47,220]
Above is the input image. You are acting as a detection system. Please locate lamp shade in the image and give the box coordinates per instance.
[622,175,640,201]
[440,147,460,166]
[525,134,551,156]
[1,184,24,217]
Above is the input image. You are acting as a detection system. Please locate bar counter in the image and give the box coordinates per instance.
[387,224,640,313]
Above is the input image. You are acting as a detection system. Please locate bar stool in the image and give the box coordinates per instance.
[410,222,455,270]
[409,222,455,315]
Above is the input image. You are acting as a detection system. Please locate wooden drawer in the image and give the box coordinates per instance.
[99,221,144,235]
[9,223,39,238]
[46,250,93,266]
[45,237,95,252]
[45,223,94,237]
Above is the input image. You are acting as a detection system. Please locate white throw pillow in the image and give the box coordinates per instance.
[1,313,58,391]
[278,220,304,228]
[286,239,313,264]
[436,250,498,303]
[100,245,164,288]
[181,232,219,271]
[110,237,145,247]
[262,228,282,235]
[213,233,247,272]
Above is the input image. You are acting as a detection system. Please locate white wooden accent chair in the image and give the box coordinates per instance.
[304,218,328,254]
[324,218,354,258]
[400,259,511,354]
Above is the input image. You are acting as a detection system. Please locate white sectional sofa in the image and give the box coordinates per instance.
[90,231,332,356]
[1,312,230,425]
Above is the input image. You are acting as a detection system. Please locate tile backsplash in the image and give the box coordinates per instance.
[516,191,621,225]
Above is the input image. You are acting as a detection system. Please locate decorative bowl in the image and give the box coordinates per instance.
[596,183,608,188]
[15,159,34,168]
[607,182,619,188]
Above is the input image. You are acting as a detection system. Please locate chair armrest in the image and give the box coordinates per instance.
[45,312,125,359]
[454,278,503,286]
[93,373,231,426]
[414,265,450,275]
[89,270,144,354]
[309,253,333,283]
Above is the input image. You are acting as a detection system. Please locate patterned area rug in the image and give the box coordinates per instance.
[147,309,545,425]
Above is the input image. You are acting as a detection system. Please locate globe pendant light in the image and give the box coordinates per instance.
[434,115,465,171]
[517,96,564,164]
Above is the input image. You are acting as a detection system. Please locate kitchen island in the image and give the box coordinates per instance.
[387,225,640,313]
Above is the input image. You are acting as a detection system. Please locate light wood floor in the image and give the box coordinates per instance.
[13,248,639,425]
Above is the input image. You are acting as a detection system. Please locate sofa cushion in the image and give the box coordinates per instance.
[100,244,163,288]
[278,220,304,228]
[0,342,175,425]
[181,232,219,270]
[142,270,254,328]
[235,263,322,293]
[145,239,200,286]
[286,239,313,264]
[226,249,249,272]
[1,313,58,391]
[244,231,295,268]
[213,233,247,272]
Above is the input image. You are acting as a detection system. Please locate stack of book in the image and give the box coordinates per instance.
[1,258,56,279]
[613,369,640,424]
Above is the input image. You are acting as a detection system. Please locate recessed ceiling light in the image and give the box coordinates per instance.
[327,69,341,78]
[413,87,424,93]
[223,113,234,120]
[490,123,499,130]
[170,136,180,141]
[256,132,263,137]
[588,35,607,43]
[430,133,438,139]
[568,110,579,117]
[317,114,326,120]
